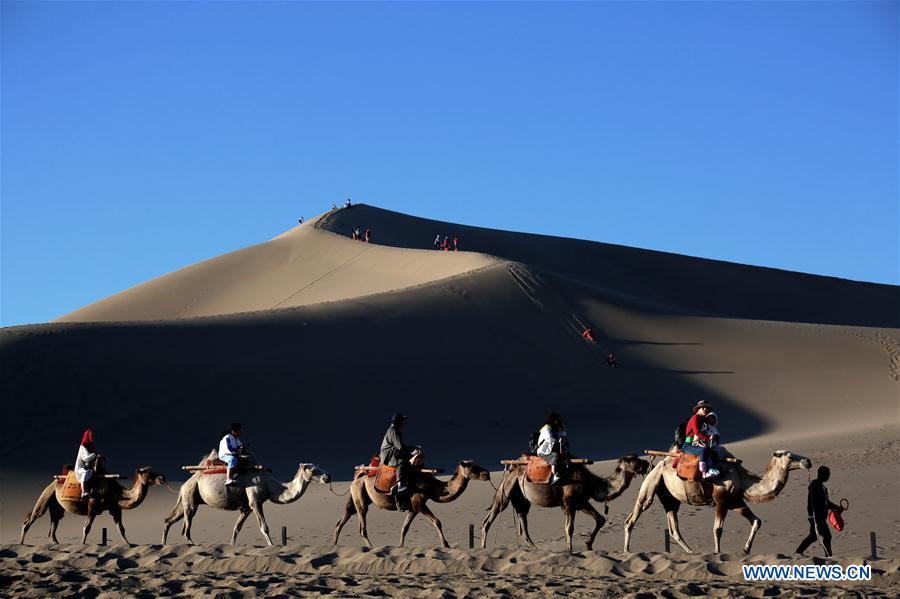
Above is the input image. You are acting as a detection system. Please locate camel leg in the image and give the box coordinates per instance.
[182,502,198,544]
[480,471,519,548]
[353,490,373,548]
[161,498,184,544]
[110,507,129,545]
[20,483,57,544]
[623,467,660,551]
[563,506,576,552]
[659,492,693,554]
[230,507,252,545]
[48,500,64,544]
[249,499,273,546]
[713,501,728,554]
[418,503,449,549]
[333,497,356,545]
[82,510,98,544]
[734,502,762,554]
[399,510,418,547]
[579,504,606,551]
[514,501,537,548]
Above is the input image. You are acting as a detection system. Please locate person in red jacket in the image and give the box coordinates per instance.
[683,400,717,478]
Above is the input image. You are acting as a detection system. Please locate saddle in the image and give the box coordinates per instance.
[675,452,702,482]
[373,464,397,494]
[201,458,227,475]
[56,471,84,501]
[524,455,552,484]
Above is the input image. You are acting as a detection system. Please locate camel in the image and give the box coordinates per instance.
[623,448,812,554]
[20,466,166,544]
[162,451,331,545]
[333,460,491,548]
[481,454,650,551]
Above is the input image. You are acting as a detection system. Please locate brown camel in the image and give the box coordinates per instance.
[623,448,812,554]
[481,454,650,551]
[20,467,166,544]
[333,460,491,548]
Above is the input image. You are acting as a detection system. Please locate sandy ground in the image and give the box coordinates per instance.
[2,205,898,596]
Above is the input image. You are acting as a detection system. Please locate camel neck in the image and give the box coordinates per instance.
[591,466,633,502]
[435,468,468,503]
[743,458,789,503]
[118,473,149,509]
[271,469,309,504]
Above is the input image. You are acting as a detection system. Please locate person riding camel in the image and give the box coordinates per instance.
[218,423,244,486]
[380,413,419,511]
[536,413,569,485]
[74,429,102,498]
[683,401,719,479]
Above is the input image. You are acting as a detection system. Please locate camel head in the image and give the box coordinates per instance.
[619,454,651,476]
[298,463,331,484]
[136,466,167,486]
[772,450,812,471]
[458,460,491,481]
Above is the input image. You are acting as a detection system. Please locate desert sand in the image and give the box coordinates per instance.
[2,204,898,596]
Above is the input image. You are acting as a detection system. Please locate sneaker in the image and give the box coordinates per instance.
[703,468,720,479]
[225,479,237,486]
[550,474,561,485]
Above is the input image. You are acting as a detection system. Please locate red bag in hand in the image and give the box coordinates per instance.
[828,499,849,532]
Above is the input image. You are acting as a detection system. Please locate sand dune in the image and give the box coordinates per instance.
[1,204,898,596]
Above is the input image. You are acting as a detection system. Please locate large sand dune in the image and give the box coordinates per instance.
[2,206,897,593]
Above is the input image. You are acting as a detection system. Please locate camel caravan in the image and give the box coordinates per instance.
[20,405,816,555]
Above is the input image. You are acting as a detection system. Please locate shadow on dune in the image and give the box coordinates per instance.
[321,205,899,328]
[0,264,765,479]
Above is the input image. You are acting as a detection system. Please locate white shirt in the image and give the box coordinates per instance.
[218,433,242,458]
[537,425,567,456]
[74,445,97,483]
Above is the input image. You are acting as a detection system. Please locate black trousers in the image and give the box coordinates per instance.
[796,516,832,557]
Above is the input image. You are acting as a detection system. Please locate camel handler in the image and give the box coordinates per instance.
[218,423,244,486]
[536,413,569,484]
[74,428,103,498]
[380,413,420,511]
[796,466,843,557]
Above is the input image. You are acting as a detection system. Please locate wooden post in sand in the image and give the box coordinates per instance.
[281,526,287,546]
[101,528,107,546]
[469,524,475,549]
[870,532,877,559]
[664,529,670,553]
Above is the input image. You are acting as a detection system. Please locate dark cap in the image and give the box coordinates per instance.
[391,413,407,425]
[692,400,713,412]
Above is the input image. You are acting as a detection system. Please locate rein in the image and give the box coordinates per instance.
[328,482,351,497]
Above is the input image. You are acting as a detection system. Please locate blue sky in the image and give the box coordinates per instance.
[2,1,897,326]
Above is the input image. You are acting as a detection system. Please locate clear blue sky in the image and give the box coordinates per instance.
[2,1,897,326]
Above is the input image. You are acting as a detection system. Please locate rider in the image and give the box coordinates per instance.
[683,400,719,479]
[536,413,569,484]
[218,423,244,486]
[74,429,102,498]
[380,413,417,511]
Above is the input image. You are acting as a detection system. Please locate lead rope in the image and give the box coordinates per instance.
[328,481,351,497]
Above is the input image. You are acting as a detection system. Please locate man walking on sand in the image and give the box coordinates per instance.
[796,466,843,557]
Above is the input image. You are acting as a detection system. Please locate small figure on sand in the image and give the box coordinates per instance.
[442,236,450,251]
[345,198,352,209]
[364,228,370,243]
[433,234,441,249]
[332,203,337,210]
[796,466,843,557]
[582,327,595,342]
[218,423,244,486]
[351,227,361,241]
[606,353,618,368]
[298,217,304,224]
[453,237,459,251]
[536,413,569,485]
[74,429,102,498]
[379,413,418,511]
